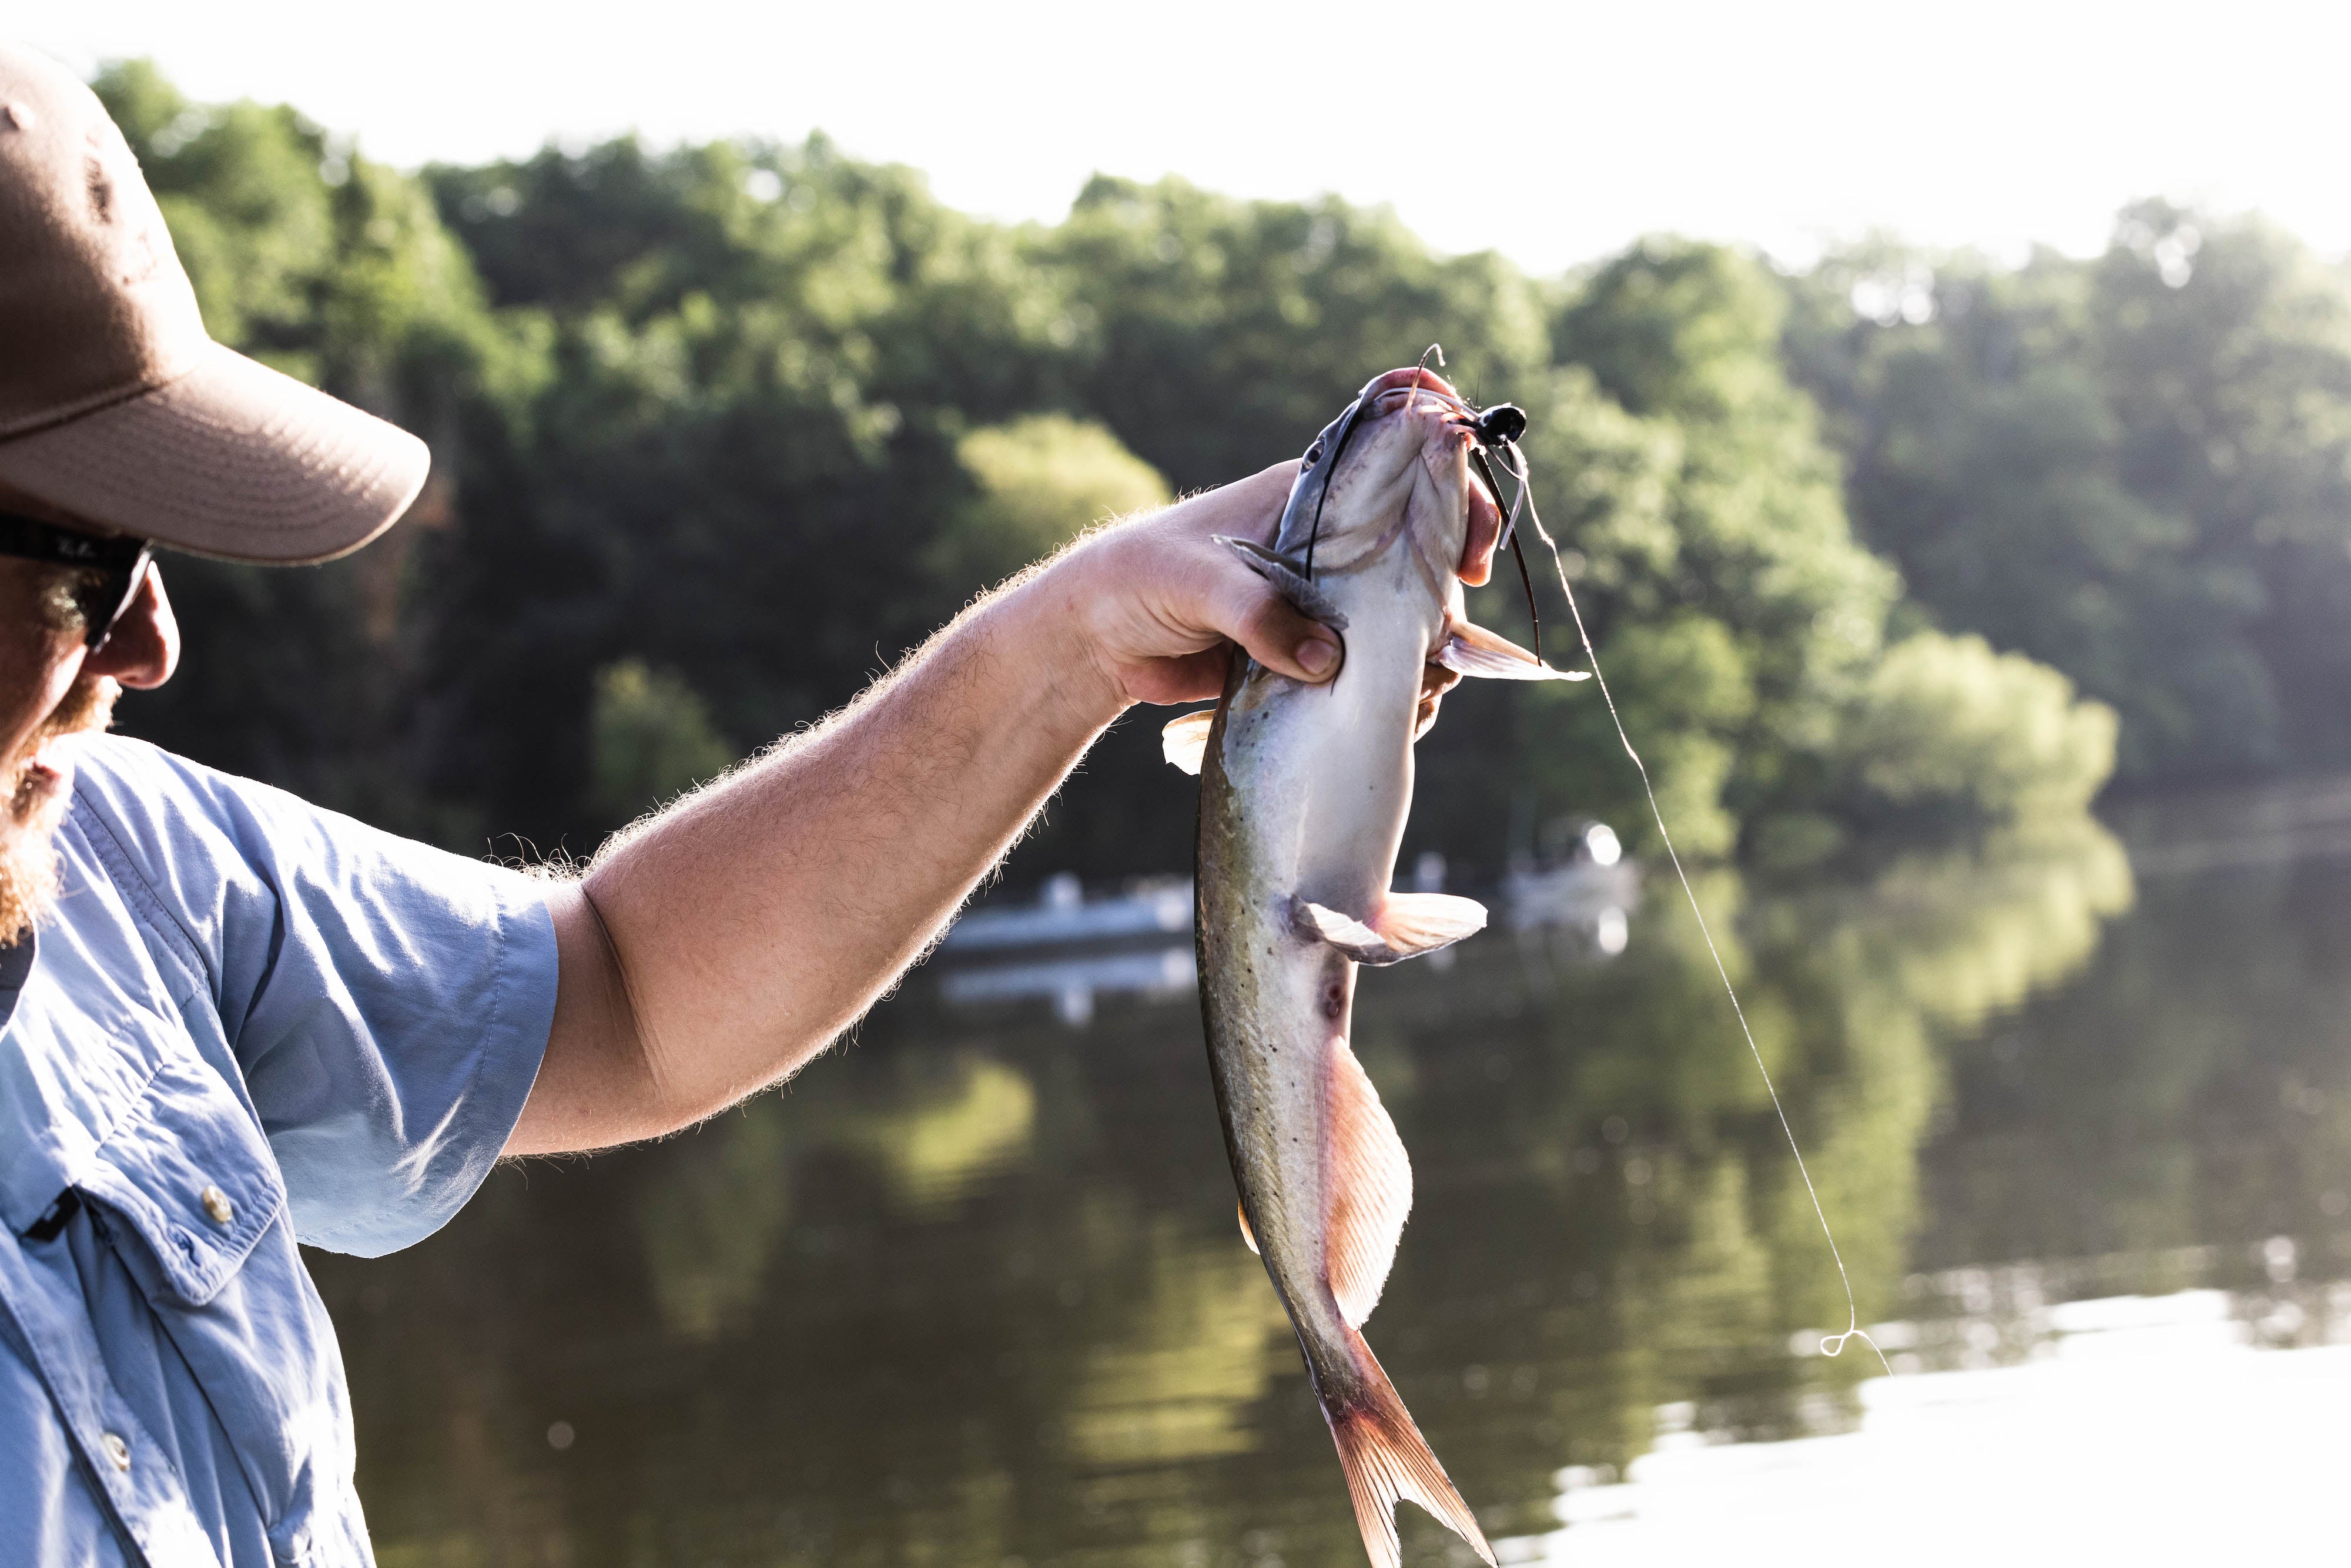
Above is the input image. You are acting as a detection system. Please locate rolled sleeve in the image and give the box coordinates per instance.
[66,737,560,1257]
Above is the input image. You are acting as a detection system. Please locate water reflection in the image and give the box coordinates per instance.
[1536,1284,2351,1564]
[311,802,2351,1567]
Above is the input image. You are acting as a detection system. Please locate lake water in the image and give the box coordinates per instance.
[313,781,2351,1567]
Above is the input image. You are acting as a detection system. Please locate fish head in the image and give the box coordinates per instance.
[1274,370,1505,589]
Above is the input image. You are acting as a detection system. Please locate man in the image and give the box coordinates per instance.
[0,41,1498,1567]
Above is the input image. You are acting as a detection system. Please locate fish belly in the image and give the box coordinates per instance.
[1194,652,1492,1568]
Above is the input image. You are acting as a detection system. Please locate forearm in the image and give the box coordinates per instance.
[518,571,1118,1151]
[507,458,1355,1155]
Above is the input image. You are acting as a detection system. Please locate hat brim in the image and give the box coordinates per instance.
[0,342,429,564]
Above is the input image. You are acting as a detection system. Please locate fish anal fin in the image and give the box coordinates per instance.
[1327,1327,1496,1568]
[1436,619,1588,682]
[1162,709,1213,774]
[1238,1201,1260,1255]
[1291,895,1487,966]
[1325,1036,1411,1327]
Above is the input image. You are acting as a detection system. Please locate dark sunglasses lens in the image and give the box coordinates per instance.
[74,562,143,649]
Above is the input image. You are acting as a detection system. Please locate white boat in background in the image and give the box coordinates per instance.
[941,872,1192,951]
[1502,820,1640,956]
[939,946,1196,1027]
[939,820,1639,1026]
[938,873,1197,1026]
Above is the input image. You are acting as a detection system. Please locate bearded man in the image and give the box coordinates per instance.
[0,41,1499,1568]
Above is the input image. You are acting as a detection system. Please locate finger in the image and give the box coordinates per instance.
[1413,658,1459,739]
[1459,466,1502,587]
[1207,555,1342,685]
[1120,647,1231,708]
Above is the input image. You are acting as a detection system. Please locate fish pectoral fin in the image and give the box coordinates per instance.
[1291,901,1395,963]
[1291,893,1488,965]
[1161,709,1214,774]
[1237,1201,1260,1255]
[1213,534,1351,632]
[1435,619,1589,681]
[1374,893,1488,954]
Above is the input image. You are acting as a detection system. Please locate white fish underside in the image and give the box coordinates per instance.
[1175,383,1576,1568]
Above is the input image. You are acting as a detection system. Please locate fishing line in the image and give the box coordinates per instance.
[1492,440,1890,1376]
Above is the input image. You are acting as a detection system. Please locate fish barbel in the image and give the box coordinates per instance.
[1163,369,1578,1568]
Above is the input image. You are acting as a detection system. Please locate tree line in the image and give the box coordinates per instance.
[99,62,2351,882]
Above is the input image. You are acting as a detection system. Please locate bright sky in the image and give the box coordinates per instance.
[8,0,2346,275]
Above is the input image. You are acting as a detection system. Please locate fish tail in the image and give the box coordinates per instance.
[1315,1324,1494,1568]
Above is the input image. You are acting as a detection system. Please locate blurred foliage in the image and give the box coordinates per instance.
[1834,630,2118,833]
[587,659,736,829]
[1786,203,2351,784]
[91,61,520,840]
[97,63,2133,873]
[926,414,1170,595]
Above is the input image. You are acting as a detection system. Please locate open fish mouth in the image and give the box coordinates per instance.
[1285,368,1525,648]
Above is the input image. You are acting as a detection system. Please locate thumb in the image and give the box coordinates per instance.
[1205,552,1343,684]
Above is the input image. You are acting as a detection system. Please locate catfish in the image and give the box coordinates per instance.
[1163,369,1579,1568]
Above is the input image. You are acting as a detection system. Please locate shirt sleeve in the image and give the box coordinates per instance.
[64,738,560,1257]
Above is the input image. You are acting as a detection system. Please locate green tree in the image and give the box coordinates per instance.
[588,659,737,826]
[1789,206,2351,781]
[97,63,2116,877]
[1835,630,2118,830]
[1422,243,2091,865]
[1048,177,1553,491]
[93,60,520,842]
[925,414,1170,599]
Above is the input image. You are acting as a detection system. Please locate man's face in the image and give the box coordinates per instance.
[0,554,176,940]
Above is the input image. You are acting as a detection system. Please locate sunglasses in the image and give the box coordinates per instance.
[0,512,155,651]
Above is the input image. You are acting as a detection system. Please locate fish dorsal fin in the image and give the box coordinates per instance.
[1435,619,1589,682]
[1238,1201,1259,1255]
[1213,534,1350,631]
[1292,894,1488,966]
[1325,1035,1412,1328]
[1162,709,1214,774]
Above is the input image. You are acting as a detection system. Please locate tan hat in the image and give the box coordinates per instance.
[0,43,427,564]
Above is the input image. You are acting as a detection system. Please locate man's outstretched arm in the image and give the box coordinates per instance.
[506,462,1337,1154]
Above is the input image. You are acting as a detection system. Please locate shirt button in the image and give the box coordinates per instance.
[200,1185,233,1226]
[101,1432,130,1471]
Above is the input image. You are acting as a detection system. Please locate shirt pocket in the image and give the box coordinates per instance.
[82,1051,283,1306]
[85,1051,364,1567]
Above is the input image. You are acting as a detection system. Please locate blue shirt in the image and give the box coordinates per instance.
[0,736,561,1566]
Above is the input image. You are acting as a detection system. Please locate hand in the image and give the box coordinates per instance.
[1026,367,1505,721]
[1029,460,1337,714]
